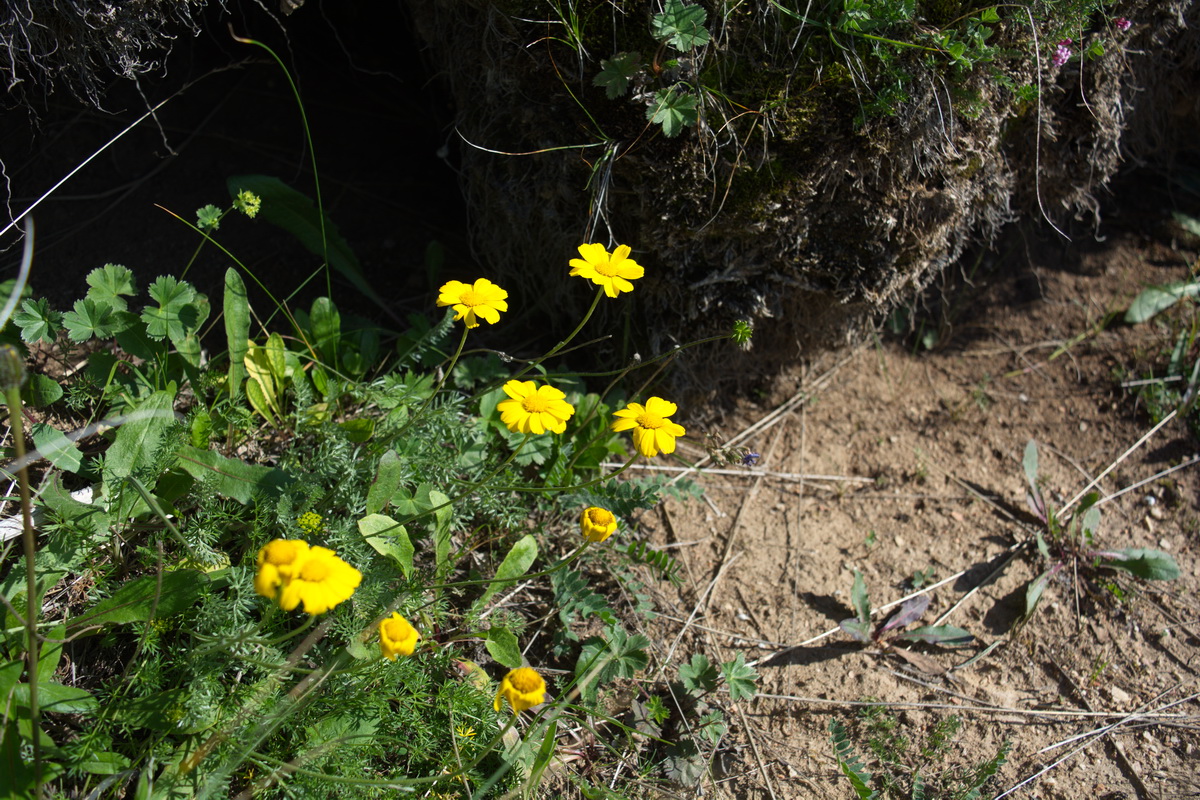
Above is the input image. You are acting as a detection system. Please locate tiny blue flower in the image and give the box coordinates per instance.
[741,451,760,467]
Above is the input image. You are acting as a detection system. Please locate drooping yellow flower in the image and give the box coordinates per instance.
[580,507,618,543]
[379,611,421,660]
[611,397,686,458]
[275,545,362,615]
[568,243,644,298]
[437,278,509,328]
[496,380,575,435]
[494,667,546,713]
[254,539,310,599]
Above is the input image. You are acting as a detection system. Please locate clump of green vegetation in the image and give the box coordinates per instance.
[1121,251,1200,440]
[0,41,755,799]
[831,707,1011,799]
[1015,440,1181,630]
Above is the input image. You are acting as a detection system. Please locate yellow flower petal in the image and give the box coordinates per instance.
[611,397,684,458]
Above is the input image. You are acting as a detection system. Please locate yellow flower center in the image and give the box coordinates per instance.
[586,508,614,526]
[510,668,541,692]
[636,412,665,430]
[299,559,331,582]
[522,395,550,413]
[460,289,484,307]
[593,260,619,277]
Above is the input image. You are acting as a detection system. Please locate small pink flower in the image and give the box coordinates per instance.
[1114,17,1132,32]
[1052,39,1073,67]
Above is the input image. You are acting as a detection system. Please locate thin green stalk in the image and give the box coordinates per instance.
[507,288,605,384]
[230,31,330,300]
[395,325,470,438]
[3,348,41,799]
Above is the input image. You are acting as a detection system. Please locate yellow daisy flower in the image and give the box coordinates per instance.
[580,507,618,543]
[276,545,362,615]
[254,539,310,599]
[494,667,546,713]
[380,611,421,660]
[496,380,575,435]
[568,243,644,298]
[436,278,509,328]
[611,397,686,458]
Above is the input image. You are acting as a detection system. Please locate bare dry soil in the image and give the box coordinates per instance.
[632,226,1200,799]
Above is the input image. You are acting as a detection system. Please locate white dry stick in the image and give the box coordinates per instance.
[1061,409,1176,513]
[993,684,1198,800]
[603,462,875,483]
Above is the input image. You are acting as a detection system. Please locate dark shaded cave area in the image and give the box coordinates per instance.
[1,1,468,330]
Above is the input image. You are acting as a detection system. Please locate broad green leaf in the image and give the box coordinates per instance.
[85,264,136,311]
[980,7,1000,22]
[365,450,404,515]
[357,514,414,578]
[897,625,974,646]
[32,422,82,473]
[13,297,63,344]
[74,751,131,776]
[1020,568,1054,625]
[37,624,66,684]
[1097,548,1181,581]
[141,276,199,341]
[1023,440,1039,497]
[309,296,341,364]
[485,626,522,669]
[1124,281,1200,324]
[244,375,278,426]
[721,653,758,701]
[104,389,179,480]
[593,52,641,99]
[477,534,537,607]
[575,624,650,700]
[651,0,711,51]
[63,298,123,342]
[69,570,208,632]
[850,568,870,623]
[678,653,719,695]
[839,618,873,643]
[428,487,453,575]
[110,688,189,731]
[227,175,385,310]
[647,87,699,138]
[175,444,295,503]
[21,373,63,407]
[40,477,109,538]
[12,681,98,714]
[338,417,374,442]
[224,269,251,401]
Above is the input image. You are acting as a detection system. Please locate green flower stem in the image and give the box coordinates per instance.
[508,287,605,383]
[126,476,200,563]
[257,613,316,646]
[180,206,233,280]
[427,542,591,593]
[490,452,638,493]
[394,324,470,438]
[4,378,42,800]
